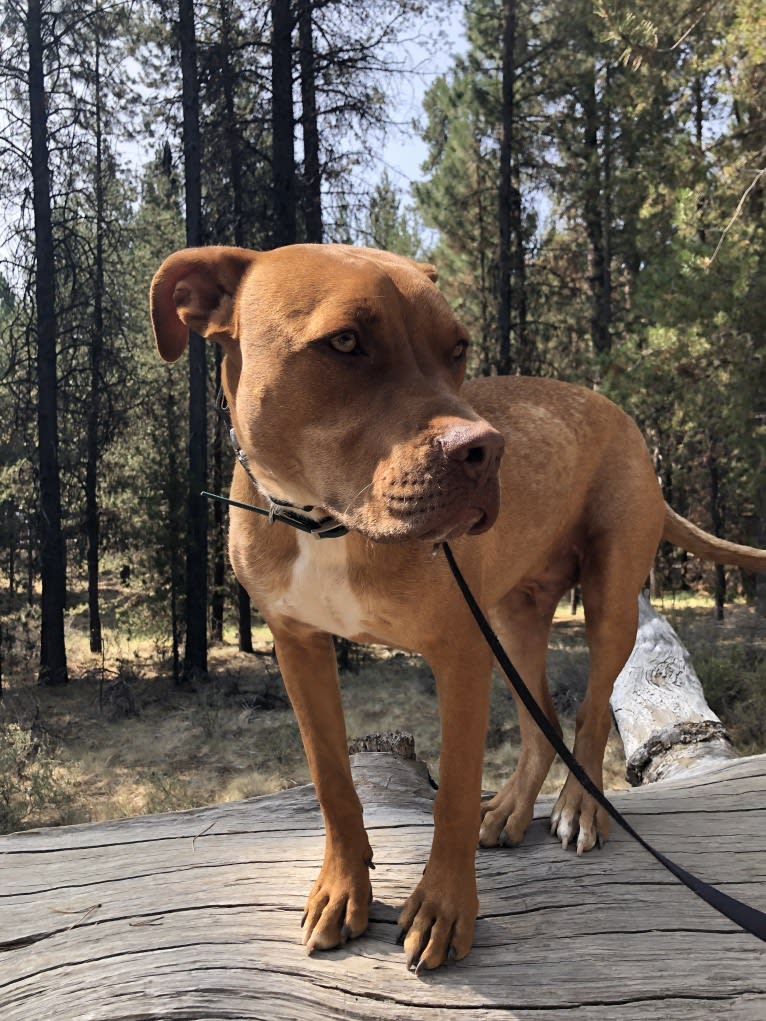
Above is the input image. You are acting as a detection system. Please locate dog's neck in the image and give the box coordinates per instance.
[215,388,348,540]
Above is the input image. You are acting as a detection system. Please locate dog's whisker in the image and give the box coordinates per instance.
[342,480,374,517]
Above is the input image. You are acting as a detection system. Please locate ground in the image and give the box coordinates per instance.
[0,572,764,833]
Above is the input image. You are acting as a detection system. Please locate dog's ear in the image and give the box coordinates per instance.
[414,260,438,282]
[150,246,259,362]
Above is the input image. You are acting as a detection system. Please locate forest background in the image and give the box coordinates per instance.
[0,0,764,830]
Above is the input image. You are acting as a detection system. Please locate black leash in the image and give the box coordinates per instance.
[442,540,766,943]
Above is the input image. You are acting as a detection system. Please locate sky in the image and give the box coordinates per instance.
[0,4,468,276]
[376,4,467,191]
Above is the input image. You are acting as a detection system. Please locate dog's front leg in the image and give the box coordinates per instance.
[398,636,493,972]
[269,619,373,953]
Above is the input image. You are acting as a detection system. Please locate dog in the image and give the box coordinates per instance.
[150,244,766,972]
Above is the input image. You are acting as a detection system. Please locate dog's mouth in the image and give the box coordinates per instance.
[254,414,504,544]
[419,506,493,542]
[412,494,499,543]
[331,472,500,544]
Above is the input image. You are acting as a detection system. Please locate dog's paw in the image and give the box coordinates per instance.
[478,787,534,848]
[550,779,610,855]
[301,851,373,954]
[397,866,478,973]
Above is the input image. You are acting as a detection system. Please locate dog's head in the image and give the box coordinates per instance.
[150,244,503,542]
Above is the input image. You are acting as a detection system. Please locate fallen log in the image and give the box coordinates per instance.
[610,594,737,784]
[1,749,764,1020]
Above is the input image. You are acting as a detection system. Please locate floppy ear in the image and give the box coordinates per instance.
[413,260,438,282]
[149,246,259,362]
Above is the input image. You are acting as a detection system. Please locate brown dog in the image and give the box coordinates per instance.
[150,244,766,971]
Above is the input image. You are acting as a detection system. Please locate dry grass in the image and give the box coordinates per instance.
[1,572,763,833]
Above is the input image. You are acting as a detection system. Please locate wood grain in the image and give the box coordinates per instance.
[1,752,764,1020]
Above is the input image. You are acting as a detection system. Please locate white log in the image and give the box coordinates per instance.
[610,594,736,785]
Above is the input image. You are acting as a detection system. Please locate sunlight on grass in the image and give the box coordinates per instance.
[0,567,763,833]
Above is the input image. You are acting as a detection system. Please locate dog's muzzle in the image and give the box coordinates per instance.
[367,420,504,542]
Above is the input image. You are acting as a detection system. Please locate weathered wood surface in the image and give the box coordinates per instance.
[611,594,736,784]
[1,751,764,1021]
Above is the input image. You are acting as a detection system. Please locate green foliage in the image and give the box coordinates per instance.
[414,0,765,599]
[0,723,70,834]
[361,171,423,257]
[415,56,501,370]
[699,644,766,754]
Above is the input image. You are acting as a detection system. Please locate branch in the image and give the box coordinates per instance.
[707,167,766,266]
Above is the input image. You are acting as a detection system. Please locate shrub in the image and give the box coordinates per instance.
[0,722,71,834]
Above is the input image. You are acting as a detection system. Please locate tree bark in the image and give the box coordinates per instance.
[217,0,253,650]
[755,391,766,617]
[610,594,735,785]
[707,441,726,621]
[86,11,105,655]
[496,0,515,376]
[210,348,225,643]
[271,0,296,247]
[179,0,208,681]
[27,0,68,686]
[218,0,244,248]
[581,54,611,355]
[297,0,322,243]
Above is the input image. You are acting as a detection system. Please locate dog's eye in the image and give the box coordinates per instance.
[452,340,469,361]
[329,331,359,354]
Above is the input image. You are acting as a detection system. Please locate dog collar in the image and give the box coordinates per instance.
[204,390,349,541]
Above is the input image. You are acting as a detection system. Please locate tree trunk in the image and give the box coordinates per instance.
[297,0,322,243]
[496,0,515,376]
[218,0,252,651]
[581,54,611,355]
[211,348,225,643]
[610,594,735,785]
[179,0,208,682]
[218,0,244,248]
[86,14,105,655]
[271,0,296,248]
[27,0,68,686]
[708,439,726,621]
[755,391,766,617]
[238,583,253,653]
[163,366,183,685]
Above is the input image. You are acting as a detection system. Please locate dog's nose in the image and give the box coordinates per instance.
[438,422,505,483]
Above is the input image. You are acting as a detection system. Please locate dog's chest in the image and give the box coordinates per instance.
[271,534,369,639]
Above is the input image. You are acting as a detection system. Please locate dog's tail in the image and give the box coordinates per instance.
[663,504,766,572]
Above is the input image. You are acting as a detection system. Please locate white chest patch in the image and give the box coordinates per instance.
[271,534,368,639]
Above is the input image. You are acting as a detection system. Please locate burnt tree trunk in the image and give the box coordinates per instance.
[496,0,515,376]
[179,0,208,681]
[271,0,296,247]
[86,15,105,655]
[27,0,68,686]
[581,54,612,355]
[297,0,322,243]
[210,348,225,643]
[707,439,726,622]
[218,0,252,651]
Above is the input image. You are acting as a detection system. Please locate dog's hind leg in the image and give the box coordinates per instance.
[549,539,651,854]
[269,620,374,953]
[479,590,560,848]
